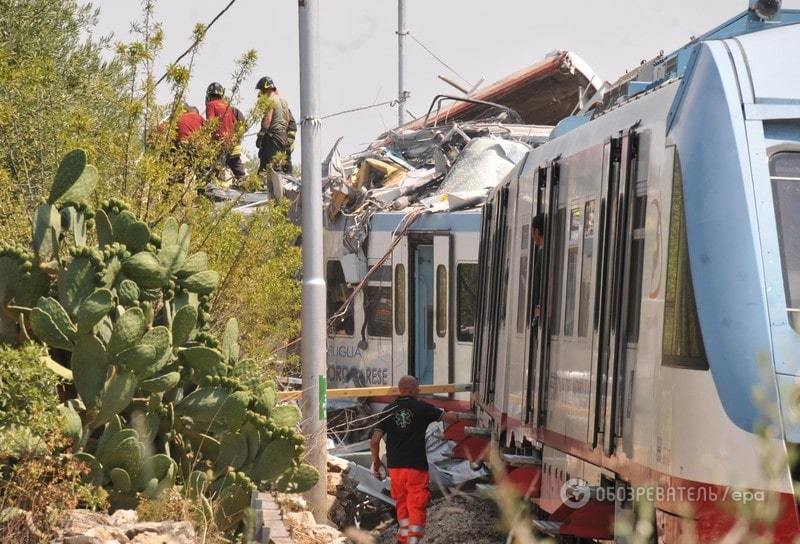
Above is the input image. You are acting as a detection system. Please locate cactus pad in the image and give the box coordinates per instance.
[271,404,301,429]
[92,370,137,429]
[139,371,180,393]
[252,438,295,483]
[29,307,73,350]
[107,307,146,357]
[122,252,169,289]
[71,335,109,409]
[33,203,61,261]
[181,270,219,295]
[49,149,98,207]
[171,305,197,346]
[76,289,114,333]
[178,346,225,375]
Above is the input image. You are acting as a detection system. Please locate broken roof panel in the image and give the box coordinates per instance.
[407,51,604,128]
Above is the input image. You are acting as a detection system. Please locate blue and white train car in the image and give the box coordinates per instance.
[468,2,800,541]
[325,209,482,408]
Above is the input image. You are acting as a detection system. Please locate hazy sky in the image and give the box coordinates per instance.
[92,0,800,158]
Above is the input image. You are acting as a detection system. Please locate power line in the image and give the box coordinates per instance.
[407,30,471,87]
[322,98,399,120]
[240,98,400,138]
[154,0,241,87]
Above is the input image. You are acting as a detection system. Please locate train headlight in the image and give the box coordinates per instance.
[750,0,782,20]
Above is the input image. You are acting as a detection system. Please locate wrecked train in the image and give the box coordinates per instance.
[322,52,602,404]
[466,3,800,542]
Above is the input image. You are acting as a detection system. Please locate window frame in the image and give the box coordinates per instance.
[456,262,479,344]
[435,264,448,338]
[662,149,709,370]
[325,259,354,337]
[394,263,406,336]
[363,264,393,339]
[769,150,800,333]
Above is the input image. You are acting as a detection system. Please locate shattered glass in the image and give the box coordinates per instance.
[435,137,530,195]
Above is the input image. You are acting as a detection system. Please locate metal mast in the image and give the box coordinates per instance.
[298,0,328,521]
[397,0,408,126]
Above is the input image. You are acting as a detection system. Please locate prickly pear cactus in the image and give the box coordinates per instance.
[0,150,317,530]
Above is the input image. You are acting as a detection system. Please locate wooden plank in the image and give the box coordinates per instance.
[276,383,473,401]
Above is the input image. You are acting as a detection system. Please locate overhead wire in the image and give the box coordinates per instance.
[154,0,241,88]
[407,31,472,88]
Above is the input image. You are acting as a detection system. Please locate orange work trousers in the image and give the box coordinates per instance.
[388,468,430,544]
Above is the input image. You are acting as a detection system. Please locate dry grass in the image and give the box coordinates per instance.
[136,487,228,544]
[0,452,107,543]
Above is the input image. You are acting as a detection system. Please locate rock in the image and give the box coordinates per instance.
[110,510,139,526]
[53,510,197,544]
[311,523,344,543]
[284,511,317,528]
[129,531,194,544]
[274,492,308,512]
[327,471,343,494]
[123,521,194,538]
[66,525,130,543]
[62,510,114,535]
[327,455,349,473]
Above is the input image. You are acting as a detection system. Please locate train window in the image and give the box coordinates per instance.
[663,152,708,370]
[516,223,530,334]
[626,192,647,343]
[516,255,529,334]
[770,152,800,332]
[550,208,567,335]
[394,264,406,336]
[578,200,596,337]
[364,265,392,338]
[457,263,478,342]
[564,207,583,336]
[326,260,354,336]
[436,264,448,338]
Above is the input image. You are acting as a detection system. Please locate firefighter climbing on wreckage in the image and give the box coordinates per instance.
[371,376,460,544]
[255,76,296,179]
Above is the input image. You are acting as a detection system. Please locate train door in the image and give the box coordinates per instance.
[392,237,408,383]
[533,162,561,426]
[472,202,492,394]
[411,237,435,384]
[433,235,452,386]
[482,187,510,406]
[525,167,547,424]
[592,130,640,454]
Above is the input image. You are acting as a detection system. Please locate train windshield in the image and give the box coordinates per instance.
[770,152,800,332]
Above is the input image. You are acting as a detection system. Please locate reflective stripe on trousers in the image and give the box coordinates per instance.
[408,524,425,543]
[397,518,409,543]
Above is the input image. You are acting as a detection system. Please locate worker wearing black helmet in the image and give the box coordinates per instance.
[255,76,296,177]
[205,82,247,181]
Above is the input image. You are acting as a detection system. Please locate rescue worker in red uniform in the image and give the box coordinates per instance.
[175,104,204,142]
[371,376,459,544]
[204,82,247,180]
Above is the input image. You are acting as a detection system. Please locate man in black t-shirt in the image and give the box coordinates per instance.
[370,376,459,544]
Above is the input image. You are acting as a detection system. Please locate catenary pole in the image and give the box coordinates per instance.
[298,0,327,521]
[397,0,407,126]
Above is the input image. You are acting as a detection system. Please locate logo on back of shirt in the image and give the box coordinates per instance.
[394,408,413,429]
